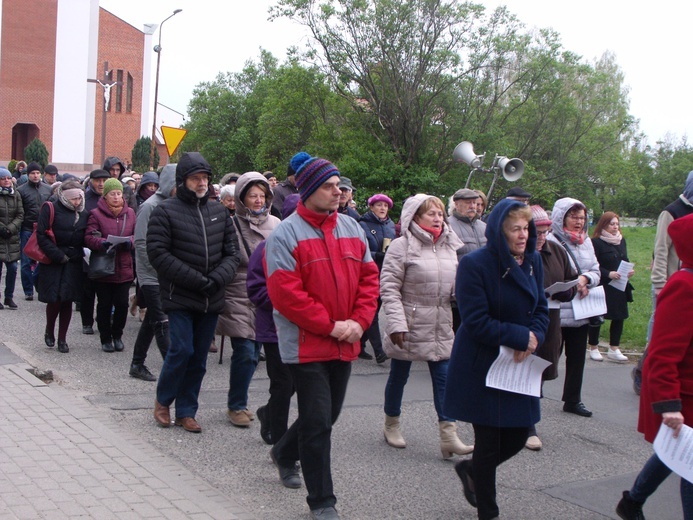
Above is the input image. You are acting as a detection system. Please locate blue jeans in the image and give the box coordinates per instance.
[630,452,693,518]
[19,230,34,296]
[227,337,261,411]
[156,310,218,419]
[384,358,452,421]
[1,261,18,299]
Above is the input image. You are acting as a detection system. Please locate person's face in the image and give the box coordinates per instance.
[267,177,278,189]
[143,183,157,194]
[454,198,478,219]
[370,201,389,220]
[91,177,106,195]
[44,173,57,185]
[221,196,236,211]
[305,176,341,214]
[105,189,123,206]
[564,208,586,233]
[185,172,209,198]
[339,187,352,207]
[503,217,530,256]
[28,170,41,183]
[0,176,13,188]
[415,205,445,230]
[131,173,142,185]
[109,165,122,178]
[535,224,550,250]
[607,217,619,234]
[476,198,485,216]
[125,180,136,191]
[244,185,267,212]
[68,194,83,206]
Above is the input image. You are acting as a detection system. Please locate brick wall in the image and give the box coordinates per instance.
[93,9,145,168]
[0,0,58,162]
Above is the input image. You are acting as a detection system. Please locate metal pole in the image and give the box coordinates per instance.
[149,9,182,170]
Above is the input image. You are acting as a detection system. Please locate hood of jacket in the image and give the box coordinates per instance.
[550,197,587,241]
[484,198,537,265]
[400,194,448,234]
[234,172,273,222]
[175,152,212,205]
[102,156,125,177]
[669,212,693,268]
[137,171,159,196]
[154,164,176,199]
[683,170,693,204]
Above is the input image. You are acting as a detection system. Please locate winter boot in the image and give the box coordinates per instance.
[384,415,406,448]
[439,421,474,459]
[616,490,645,520]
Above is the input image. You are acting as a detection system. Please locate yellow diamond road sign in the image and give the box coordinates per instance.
[161,126,187,157]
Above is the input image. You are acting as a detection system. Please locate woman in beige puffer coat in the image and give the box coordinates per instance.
[380,194,473,458]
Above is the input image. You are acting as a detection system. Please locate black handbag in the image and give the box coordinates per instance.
[88,251,116,279]
[88,214,127,280]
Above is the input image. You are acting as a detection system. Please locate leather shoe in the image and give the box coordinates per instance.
[311,506,339,519]
[82,325,94,335]
[154,400,171,427]
[563,402,593,417]
[257,405,272,445]
[175,417,202,433]
[270,447,302,488]
[102,342,114,353]
[113,338,125,352]
[376,352,388,364]
[44,332,55,348]
[358,351,373,360]
[454,459,477,508]
[57,340,69,353]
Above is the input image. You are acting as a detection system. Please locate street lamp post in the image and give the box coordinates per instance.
[149,8,182,170]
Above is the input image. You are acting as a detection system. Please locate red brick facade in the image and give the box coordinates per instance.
[94,9,145,168]
[0,0,58,161]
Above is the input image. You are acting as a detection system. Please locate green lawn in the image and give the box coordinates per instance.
[592,225,656,351]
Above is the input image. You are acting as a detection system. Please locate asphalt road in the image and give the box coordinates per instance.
[1,296,683,519]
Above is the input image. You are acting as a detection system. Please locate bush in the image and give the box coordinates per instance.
[7,159,17,173]
[24,138,49,168]
[131,136,159,172]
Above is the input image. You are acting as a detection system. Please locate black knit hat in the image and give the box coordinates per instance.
[26,162,42,174]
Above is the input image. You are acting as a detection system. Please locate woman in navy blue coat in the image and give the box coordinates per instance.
[444,199,549,520]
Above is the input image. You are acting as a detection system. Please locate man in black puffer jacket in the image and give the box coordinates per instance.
[147,152,240,433]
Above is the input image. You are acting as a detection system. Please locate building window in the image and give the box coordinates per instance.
[126,73,133,114]
[116,70,123,113]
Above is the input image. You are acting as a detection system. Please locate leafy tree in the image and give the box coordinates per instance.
[24,138,49,168]
[131,136,159,172]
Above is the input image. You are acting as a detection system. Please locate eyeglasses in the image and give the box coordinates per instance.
[567,215,586,221]
[536,229,549,236]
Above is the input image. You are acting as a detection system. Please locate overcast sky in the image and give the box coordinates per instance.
[100,0,691,145]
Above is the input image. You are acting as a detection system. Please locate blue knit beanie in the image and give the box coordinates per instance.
[290,152,340,203]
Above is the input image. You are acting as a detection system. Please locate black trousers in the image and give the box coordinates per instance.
[472,423,529,520]
[273,360,351,511]
[94,281,130,344]
[80,276,96,327]
[131,284,169,366]
[561,325,589,404]
[587,319,625,347]
[263,342,295,443]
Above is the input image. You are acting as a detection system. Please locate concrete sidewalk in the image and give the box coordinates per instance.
[0,343,253,520]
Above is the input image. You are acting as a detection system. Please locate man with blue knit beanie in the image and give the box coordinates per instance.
[265,152,380,519]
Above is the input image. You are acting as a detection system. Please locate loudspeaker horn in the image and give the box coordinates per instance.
[453,141,482,169]
[497,157,524,182]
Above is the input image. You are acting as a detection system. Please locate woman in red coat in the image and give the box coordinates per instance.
[85,178,136,353]
[616,212,693,520]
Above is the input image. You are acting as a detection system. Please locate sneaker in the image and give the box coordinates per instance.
[616,490,645,520]
[270,447,302,489]
[4,298,18,309]
[588,348,603,361]
[129,364,156,382]
[101,342,115,353]
[311,506,339,519]
[82,325,94,335]
[227,409,251,427]
[607,347,628,363]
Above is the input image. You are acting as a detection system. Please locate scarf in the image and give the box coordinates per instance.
[58,189,85,224]
[139,189,155,202]
[105,197,124,217]
[419,223,443,243]
[600,229,622,246]
[0,186,13,196]
[564,228,586,245]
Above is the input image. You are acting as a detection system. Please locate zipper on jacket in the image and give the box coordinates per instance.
[196,201,210,313]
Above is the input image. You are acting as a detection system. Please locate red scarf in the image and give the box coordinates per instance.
[564,228,586,245]
[419,223,442,243]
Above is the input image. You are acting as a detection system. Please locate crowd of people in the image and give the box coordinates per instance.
[2,153,693,520]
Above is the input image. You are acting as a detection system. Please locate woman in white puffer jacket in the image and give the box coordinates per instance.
[380,194,473,459]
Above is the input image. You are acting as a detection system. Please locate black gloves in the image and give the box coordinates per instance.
[200,278,218,296]
[0,227,11,239]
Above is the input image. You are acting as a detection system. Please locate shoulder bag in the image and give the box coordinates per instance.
[24,202,55,264]
[88,214,127,280]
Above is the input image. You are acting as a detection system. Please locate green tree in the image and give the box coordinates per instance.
[131,136,159,172]
[24,138,49,168]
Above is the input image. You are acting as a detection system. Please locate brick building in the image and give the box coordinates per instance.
[0,0,156,172]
